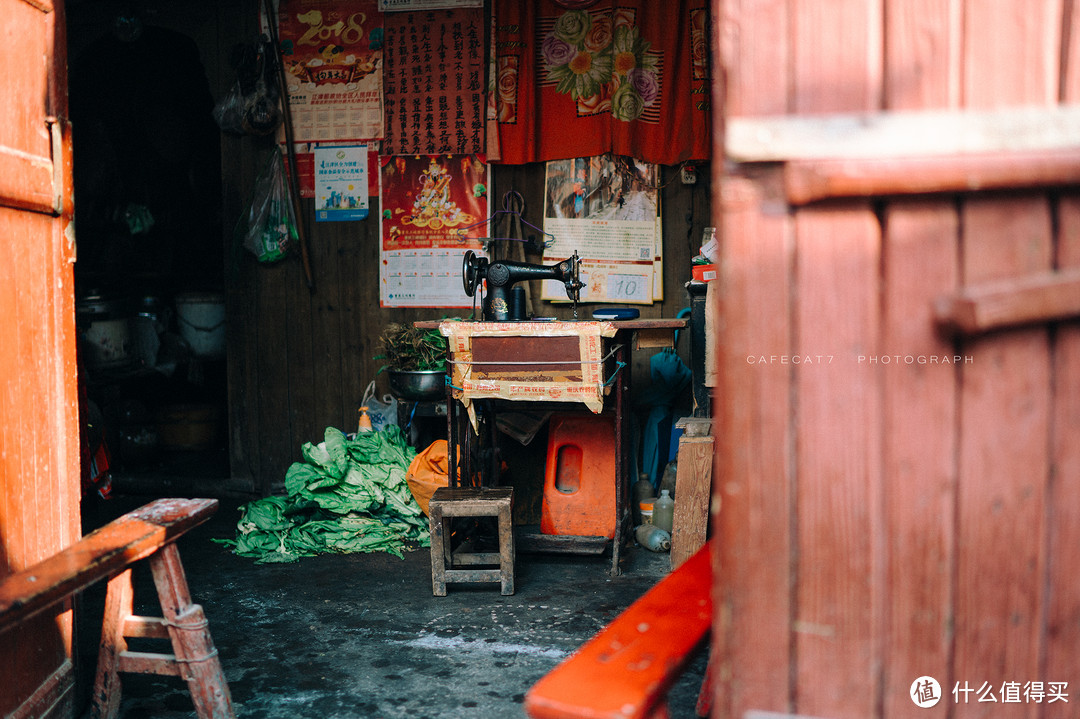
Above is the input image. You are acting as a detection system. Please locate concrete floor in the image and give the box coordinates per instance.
[74,493,709,719]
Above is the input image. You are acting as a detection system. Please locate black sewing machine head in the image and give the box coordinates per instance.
[462,250,584,321]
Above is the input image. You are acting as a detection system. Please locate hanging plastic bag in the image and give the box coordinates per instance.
[212,80,247,136]
[213,38,281,137]
[235,150,296,263]
[361,380,398,432]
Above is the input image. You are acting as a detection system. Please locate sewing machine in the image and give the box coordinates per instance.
[462,250,584,321]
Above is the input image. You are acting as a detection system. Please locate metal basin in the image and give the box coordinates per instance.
[388,369,446,401]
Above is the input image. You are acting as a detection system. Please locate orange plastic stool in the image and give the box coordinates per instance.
[540,413,616,538]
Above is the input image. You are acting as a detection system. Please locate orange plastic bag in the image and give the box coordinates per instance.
[406,440,454,515]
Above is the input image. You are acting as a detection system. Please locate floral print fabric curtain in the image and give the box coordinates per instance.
[493,0,710,165]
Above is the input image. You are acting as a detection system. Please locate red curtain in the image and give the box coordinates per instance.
[493,0,711,165]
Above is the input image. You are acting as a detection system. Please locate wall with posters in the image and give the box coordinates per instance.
[201,0,708,494]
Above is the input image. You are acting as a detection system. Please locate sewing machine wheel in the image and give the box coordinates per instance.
[462,250,485,297]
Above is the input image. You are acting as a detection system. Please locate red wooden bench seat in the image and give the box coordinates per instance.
[524,542,713,719]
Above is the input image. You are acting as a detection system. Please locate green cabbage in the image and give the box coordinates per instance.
[218,425,427,563]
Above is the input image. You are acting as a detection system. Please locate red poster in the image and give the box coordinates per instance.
[276,0,385,142]
[379,155,489,307]
[493,0,711,165]
[382,8,487,155]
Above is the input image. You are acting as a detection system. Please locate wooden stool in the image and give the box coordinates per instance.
[428,487,515,596]
[0,498,233,719]
[93,541,233,719]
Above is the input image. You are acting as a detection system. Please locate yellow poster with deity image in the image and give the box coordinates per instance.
[379,154,489,307]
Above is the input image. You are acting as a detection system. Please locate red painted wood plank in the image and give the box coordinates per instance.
[881,5,962,717]
[954,198,1052,719]
[884,0,961,111]
[934,267,1080,335]
[792,0,883,114]
[784,148,1080,205]
[880,201,959,718]
[789,2,884,717]
[718,0,790,116]
[0,148,53,214]
[524,543,711,719]
[0,2,78,714]
[793,206,882,719]
[1043,194,1080,719]
[1043,20,1080,713]
[953,4,1058,713]
[963,0,1061,109]
[712,176,793,719]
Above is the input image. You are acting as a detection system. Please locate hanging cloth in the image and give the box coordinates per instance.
[491,0,712,165]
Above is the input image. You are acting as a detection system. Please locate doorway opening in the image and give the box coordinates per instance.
[67,2,228,496]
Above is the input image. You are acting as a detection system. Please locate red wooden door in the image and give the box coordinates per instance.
[711,0,1080,717]
[0,0,81,716]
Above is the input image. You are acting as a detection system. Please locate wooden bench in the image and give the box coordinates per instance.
[524,542,713,719]
[0,498,235,719]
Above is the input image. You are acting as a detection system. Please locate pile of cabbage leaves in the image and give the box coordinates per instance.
[220,425,428,563]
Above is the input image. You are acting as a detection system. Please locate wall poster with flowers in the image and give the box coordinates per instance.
[492,0,710,166]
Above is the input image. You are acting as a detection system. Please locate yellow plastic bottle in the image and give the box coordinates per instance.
[357,406,373,433]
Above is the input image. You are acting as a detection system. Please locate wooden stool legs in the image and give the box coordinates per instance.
[429,487,515,596]
[92,543,234,719]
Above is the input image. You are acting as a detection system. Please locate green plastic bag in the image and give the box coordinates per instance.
[235,149,296,263]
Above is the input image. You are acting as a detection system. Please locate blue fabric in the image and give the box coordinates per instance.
[639,348,691,489]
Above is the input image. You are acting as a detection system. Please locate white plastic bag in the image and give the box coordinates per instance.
[362,381,397,431]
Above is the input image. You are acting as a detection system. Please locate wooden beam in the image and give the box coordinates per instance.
[934,267,1080,335]
[785,149,1080,204]
[727,104,1080,162]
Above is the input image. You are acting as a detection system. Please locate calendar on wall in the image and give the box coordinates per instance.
[541,156,662,305]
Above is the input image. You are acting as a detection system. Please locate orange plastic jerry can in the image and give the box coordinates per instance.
[540,413,616,538]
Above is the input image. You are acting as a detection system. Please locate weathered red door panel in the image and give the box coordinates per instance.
[0,0,80,716]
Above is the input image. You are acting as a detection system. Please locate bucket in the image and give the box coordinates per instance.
[175,292,225,358]
[76,294,132,370]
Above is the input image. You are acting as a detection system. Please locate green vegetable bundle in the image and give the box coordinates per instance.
[375,322,448,372]
[220,425,428,563]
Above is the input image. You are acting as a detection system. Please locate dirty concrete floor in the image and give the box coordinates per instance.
[74,494,709,719]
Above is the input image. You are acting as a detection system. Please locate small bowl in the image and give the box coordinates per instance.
[388,369,446,401]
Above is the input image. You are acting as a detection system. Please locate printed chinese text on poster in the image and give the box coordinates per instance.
[380,155,489,307]
[382,8,487,156]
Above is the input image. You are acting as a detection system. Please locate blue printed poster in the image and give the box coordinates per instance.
[315,145,370,222]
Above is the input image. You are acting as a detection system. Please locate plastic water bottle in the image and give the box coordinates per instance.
[653,489,675,533]
[635,524,671,552]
